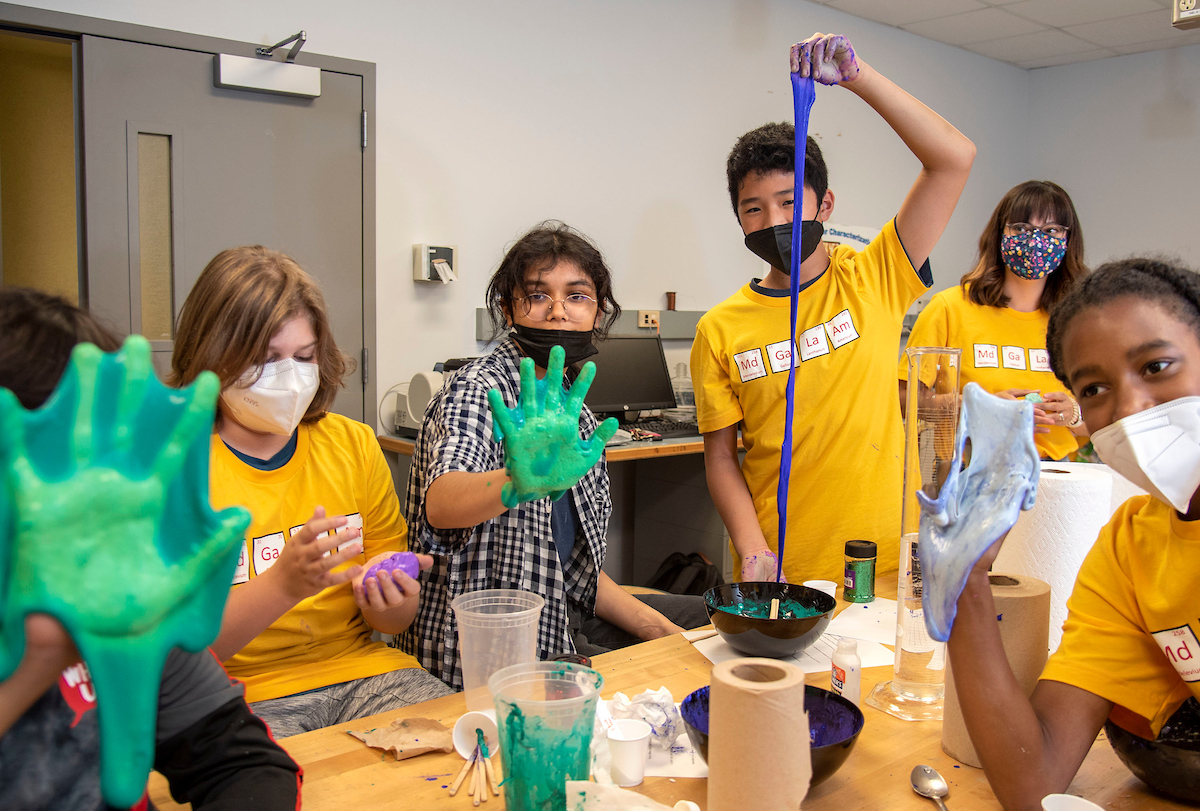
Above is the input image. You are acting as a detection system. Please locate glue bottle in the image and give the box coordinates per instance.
[831,638,861,707]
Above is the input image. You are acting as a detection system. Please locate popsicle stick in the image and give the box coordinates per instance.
[484,756,500,796]
[472,756,482,806]
[770,598,780,619]
[449,751,475,796]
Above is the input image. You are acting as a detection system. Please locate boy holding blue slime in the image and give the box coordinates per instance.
[692,32,976,584]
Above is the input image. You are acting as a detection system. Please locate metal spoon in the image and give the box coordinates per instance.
[911,764,950,810]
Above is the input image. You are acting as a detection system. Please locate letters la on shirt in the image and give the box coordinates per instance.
[689,219,929,583]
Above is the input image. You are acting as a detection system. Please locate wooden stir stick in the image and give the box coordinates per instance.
[449,750,475,797]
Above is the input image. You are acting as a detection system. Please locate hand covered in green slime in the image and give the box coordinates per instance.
[487,345,618,508]
[0,336,250,807]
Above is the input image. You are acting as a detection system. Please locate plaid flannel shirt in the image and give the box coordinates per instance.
[400,338,610,688]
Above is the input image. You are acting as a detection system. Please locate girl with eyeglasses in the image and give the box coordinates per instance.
[402,221,708,689]
[901,180,1090,461]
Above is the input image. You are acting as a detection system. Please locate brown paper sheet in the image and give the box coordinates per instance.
[707,658,811,811]
[347,717,454,760]
[943,573,1051,767]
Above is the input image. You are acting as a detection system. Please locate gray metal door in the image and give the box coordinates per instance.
[81,34,365,420]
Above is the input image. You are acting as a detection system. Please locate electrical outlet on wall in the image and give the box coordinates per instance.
[639,310,660,328]
[1175,0,1200,29]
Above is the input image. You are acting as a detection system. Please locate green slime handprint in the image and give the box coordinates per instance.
[0,336,250,807]
[487,345,618,508]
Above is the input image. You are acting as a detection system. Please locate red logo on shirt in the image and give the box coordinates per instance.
[59,662,97,727]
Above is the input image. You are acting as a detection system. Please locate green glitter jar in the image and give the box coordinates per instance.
[843,540,876,603]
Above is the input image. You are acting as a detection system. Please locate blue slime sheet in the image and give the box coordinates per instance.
[916,383,1040,642]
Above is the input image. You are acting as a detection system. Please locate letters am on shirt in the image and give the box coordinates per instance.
[1153,624,1200,682]
[733,310,861,381]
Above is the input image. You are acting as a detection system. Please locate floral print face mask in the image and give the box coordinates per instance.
[1000,231,1067,280]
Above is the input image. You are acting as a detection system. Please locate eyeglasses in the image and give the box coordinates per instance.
[1006,222,1069,240]
[513,291,598,320]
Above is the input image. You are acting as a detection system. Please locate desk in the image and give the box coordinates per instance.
[147,586,1178,810]
[378,434,725,463]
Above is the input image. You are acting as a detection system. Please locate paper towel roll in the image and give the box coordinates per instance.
[943,573,1051,767]
[707,658,810,811]
[1040,461,1148,517]
[994,463,1111,651]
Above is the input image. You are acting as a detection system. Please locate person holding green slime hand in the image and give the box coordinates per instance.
[402,221,708,689]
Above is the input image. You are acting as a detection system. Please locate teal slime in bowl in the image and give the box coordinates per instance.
[715,598,823,620]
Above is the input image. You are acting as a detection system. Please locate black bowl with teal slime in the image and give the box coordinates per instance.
[1105,697,1200,803]
[680,684,865,786]
[703,582,836,659]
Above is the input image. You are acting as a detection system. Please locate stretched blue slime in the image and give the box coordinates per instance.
[916,383,1040,642]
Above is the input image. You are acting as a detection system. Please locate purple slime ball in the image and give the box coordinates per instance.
[364,551,420,582]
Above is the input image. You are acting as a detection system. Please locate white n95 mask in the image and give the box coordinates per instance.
[1090,396,1200,513]
[220,358,320,436]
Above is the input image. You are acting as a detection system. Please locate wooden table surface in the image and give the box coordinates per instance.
[378,434,740,463]
[147,584,1183,810]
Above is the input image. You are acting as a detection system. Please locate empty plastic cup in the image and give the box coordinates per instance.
[489,662,604,811]
[452,589,545,711]
[608,718,652,787]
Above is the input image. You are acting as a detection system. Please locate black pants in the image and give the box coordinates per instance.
[569,593,710,658]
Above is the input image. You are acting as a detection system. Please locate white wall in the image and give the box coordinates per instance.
[1028,45,1200,267]
[14,0,1036,429]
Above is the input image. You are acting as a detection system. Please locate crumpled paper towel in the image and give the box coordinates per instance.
[347,717,453,760]
[609,687,683,751]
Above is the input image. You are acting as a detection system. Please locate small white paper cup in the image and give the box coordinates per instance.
[803,580,838,598]
[452,709,498,760]
[608,718,651,787]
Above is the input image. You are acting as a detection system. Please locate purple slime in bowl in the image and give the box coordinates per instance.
[363,551,420,582]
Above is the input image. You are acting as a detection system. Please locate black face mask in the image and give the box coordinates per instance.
[510,324,598,368]
[744,220,824,274]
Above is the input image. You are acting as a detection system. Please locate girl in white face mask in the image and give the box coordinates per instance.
[941,257,1200,809]
[169,246,451,736]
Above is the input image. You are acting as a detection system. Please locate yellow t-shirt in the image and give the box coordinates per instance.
[690,219,927,583]
[901,285,1082,461]
[1041,496,1200,738]
[211,413,421,703]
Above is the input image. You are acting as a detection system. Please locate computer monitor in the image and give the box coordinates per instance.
[584,335,677,416]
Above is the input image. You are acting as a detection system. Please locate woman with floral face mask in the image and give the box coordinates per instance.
[170,246,451,737]
[900,180,1090,461]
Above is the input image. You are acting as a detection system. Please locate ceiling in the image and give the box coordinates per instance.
[809,0,1200,69]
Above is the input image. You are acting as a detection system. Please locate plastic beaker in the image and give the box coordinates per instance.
[867,346,960,722]
[489,662,604,811]
[452,589,545,711]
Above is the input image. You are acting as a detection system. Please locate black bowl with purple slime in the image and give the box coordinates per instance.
[680,683,864,786]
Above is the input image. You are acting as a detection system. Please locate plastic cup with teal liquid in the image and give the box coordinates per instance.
[489,661,604,811]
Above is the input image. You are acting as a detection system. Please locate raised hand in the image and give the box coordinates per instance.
[270,507,364,602]
[0,336,250,806]
[790,33,861,85]
[486,344,618,508]
[915,383,1040,642]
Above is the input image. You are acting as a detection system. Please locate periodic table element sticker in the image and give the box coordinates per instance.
[1029,349,1051,373]
[1002,346,1027,370]
[766,339,796,375]
[1153,624,1200,682]
[799,323,830,362]
[825,309,859,349]
[974,343,998,368]
[734,348,767,382]
[232,544,250,585]
[252,531,286,575]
